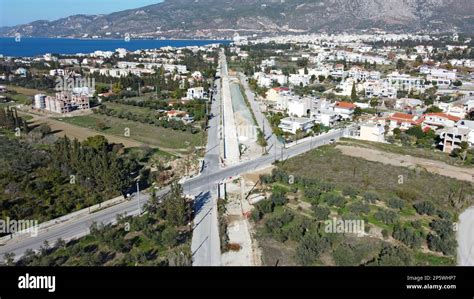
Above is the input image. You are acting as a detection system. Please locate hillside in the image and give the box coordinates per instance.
[1,0,473,39]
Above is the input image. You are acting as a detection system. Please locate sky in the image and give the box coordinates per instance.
[0,0,162,27]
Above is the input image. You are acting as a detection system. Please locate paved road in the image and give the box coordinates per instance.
[190,72,223,266]
[0,128,345,262]
[238,72,283,153]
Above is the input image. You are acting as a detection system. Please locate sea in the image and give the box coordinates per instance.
[0,37,231,57]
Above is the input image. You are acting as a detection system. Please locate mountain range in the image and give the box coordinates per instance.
[1,0,473,39]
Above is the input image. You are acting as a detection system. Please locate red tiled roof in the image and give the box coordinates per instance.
[272,87,289,91]
[424,113,461,122]
[336,101,356,109]
[389,112,416,121]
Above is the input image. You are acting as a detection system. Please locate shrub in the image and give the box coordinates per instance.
[295,232,330,266]
[374,209,398,225]
[413,201,436,216]
[313,206,331,221]
[363,192,379,203]
[392,224,424,249]
[387,197,405,210]
[322,192,346,207]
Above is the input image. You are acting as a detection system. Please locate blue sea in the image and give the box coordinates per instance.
[0,37,231,57]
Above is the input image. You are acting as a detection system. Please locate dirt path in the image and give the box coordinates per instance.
[24,112,145,148]
[336,145,474,183]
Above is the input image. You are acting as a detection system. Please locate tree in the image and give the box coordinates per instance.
[413,201,436,216]
[163,182,189,227]
[368,245,412,266]
[83,135,109,151]
[295,231,330,265]
[350,82,358,102]
[396,59,405,70]
[313,206,330,221]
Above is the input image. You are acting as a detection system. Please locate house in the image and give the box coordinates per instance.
[395,98,424,110]
[166,110,189,119]
[437,102,466,119]
[14,68,27,78]
[385,72,425,92]
[289,74,311,87]
[388,112,421,131]
[187,87,205,99]
[334,101,356,119]
[364,81,397,99]
[422,113,461,129]
[438,127,470,153]
[456,120,474,146]
[278,117,314,135]
[266,87,290,104]
[288,97,313,118]
[359,122,386,143]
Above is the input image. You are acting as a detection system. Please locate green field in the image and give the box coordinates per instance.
[57,114,205,151]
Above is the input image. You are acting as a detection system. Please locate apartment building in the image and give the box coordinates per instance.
[43,92,90,114]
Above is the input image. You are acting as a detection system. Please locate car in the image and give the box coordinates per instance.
[329,139,336,144]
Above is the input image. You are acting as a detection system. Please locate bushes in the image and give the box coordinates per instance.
[427,219,456,256]
[270,190,288,206]
[313,206,331,221]
[322,192,346,207]
[392,224,424,249]
[387,197,405,210]
[368,245,413,266]
[348,202,370,215]
[295,231,331,266]
[374,209,398,225]
[333,245,357,266]
[304,187,322,202]
[413,201,436,216]
[363,192,379,203]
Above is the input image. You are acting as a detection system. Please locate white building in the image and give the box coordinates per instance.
[359,123,385,143]
[456,120,474,147]
[386,72,425,92]
[187,87,205,99]
[289,74,311,87]
[278,117,314,135]
[288,97,313,117]
[34,94,46,109]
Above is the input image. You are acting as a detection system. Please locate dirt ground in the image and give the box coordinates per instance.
[336,145,474,183]
[24,112,145,148]
[221,178,263,266]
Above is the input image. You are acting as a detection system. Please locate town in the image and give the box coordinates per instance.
[0,31,473,269]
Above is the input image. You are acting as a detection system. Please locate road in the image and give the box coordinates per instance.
[0,127,345,262]
[238,72,283,153]
[0,49,347,264]
[190,65,224,266]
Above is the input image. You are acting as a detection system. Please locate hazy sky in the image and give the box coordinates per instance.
[0,0,162,27]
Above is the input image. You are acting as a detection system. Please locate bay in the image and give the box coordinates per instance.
[0,37,230,57]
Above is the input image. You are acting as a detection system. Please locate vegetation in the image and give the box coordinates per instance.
[251,145,468,266]
[9,183,193,266]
